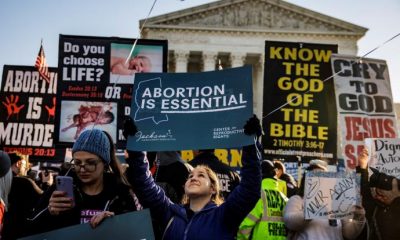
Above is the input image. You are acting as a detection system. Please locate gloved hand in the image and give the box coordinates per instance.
[243,114,263,137]
[123,116,138,139]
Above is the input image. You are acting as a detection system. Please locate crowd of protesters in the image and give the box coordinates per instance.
[0,115,399,240]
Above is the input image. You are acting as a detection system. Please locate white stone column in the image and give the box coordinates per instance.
[230,52,246,68]
[174,50,189,72]
[202,51,217,71]
[254,54,264,119]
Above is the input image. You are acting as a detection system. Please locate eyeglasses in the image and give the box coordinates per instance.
[70,159,102,172]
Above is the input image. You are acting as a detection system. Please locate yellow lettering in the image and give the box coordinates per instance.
[269,123,328,140]
[282,62,295,74]
[230,149,242,168]
[298,48,313,61]
[270,123,284,137]
[281,108,293,121]
[308,110,319,123]
[286,93,303,107]
[214,149,229,165]
[270,47,283,59]
[314,49,332,62]
[277,76,291,90]
[309,64,320,77]
[181,150,194,161]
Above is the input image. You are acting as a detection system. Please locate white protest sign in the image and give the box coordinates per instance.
[304,171,359,220]
[331,55,398,171]
[365,138,400,178]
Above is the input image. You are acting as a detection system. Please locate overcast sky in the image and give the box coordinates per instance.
[1,0,399,101]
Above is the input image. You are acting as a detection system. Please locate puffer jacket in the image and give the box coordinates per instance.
[126,144,261,240]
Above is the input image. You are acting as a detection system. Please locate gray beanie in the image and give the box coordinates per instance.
[72,129,111,164]
[0,150,11,177]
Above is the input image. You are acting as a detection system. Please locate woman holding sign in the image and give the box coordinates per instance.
[124,115,262,240]
[283,160,366,240]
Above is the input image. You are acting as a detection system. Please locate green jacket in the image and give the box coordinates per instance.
[237,178,288,240]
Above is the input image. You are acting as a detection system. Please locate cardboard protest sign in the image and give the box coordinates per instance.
[304,171,359,220]
[263,41,338,163]
[365,138,400,179]
[55,34,167,148]
[331,55,398,170]
[127,66,254,151]
[19,209,154,240]
[0,65,64,162]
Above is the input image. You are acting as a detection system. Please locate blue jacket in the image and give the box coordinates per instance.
[126,144,261,240]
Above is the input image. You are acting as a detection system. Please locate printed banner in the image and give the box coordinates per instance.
[263,41,338,163]
[0,65,64,162]
[182,148,243,172]
[19,209,154,240]
[331,55,398,170]
[55,34,167,148]
[127,66,254,151]
[304,171,359,220]
[365,138,400,179]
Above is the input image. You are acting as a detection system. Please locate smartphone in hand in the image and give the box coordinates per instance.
[56,176,75,205]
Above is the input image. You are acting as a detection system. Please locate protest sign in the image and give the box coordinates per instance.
[55,34,167,148]
[182,148,243,172]
[263,41,338,163]
[19,209,154,240]
[0,65,64,162]
[331,55,398,170]
[365,138,400,179]
[304,171,359,220]
[127,66,254,151]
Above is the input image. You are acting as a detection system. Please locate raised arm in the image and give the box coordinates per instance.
[222,115,262,228]
[123,117,174,224]
[125,151,173,214]
[356,147,375,210]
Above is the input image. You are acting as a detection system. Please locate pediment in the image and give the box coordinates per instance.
[141,0,367,35]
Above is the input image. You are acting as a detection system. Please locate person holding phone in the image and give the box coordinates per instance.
[30,129,141,234]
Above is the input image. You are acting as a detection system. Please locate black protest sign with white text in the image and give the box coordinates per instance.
[56,34,167,148]
[0,65,64,162]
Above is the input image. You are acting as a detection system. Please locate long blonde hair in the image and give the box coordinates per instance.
[182,165,224,206]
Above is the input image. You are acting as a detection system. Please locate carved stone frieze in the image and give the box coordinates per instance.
[158,0,349,32]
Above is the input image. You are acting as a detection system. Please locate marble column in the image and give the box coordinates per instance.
[230,52,246,68]
[174,50,189,72]
[254,54,264,119]
[202,51,217,71]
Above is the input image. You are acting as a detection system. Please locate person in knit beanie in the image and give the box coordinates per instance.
[72,128,112,165]
[29,129,141,235]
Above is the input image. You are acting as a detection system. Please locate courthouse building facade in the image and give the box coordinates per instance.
[140,0,368,118]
